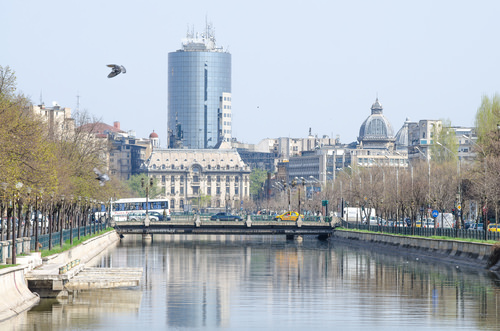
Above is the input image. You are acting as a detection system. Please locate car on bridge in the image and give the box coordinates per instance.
[127,212,162,222]
[210,212,242,221]
[488,223,499,232]
[275,211,304,221]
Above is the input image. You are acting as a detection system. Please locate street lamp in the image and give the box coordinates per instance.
[11,182,23,265]
[60,195,65,247]
[415,146,431,224]
[436,141,462,228]
[142,176,154,223]
[0,182,7,241]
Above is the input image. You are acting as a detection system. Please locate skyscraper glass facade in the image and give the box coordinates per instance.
[168,40,231,149]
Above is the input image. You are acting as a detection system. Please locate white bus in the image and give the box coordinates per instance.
[110,198,171,222]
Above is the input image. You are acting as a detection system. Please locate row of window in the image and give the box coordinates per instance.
[170,198,240,210]
[170,186,241,195]
[151,164,242,170]
[161,175,244,183]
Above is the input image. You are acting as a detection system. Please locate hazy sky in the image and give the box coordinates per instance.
[3,1,499,147]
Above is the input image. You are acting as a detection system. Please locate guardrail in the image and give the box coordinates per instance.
[341,220,500,241]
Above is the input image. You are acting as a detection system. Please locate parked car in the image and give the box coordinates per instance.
[210,212,242,221]
[275,211,304,221]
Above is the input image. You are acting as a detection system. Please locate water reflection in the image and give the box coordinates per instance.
[6,234,500,330]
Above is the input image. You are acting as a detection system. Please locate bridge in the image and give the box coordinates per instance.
[113,216,340,240]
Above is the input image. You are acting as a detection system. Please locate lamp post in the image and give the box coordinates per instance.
[48,193,54,250]
[59,195,65,247]
[34,189,43,251]
[11,182,23,265]
[1,182,7,241]
[77,196,82,240]
[436,141,462,228]
[415,146,431,225]
[142,177,154,223]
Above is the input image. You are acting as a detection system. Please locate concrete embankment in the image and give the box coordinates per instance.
[333,229,495,268]
[26,231,121,298]
[0,266,40,322]
[0,230,121,322]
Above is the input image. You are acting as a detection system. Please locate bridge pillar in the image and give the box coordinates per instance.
[195,215,201,227]
[286,234,295,240]
[245,215,252,227]
[296,216,303,228]
[142,234,152,241]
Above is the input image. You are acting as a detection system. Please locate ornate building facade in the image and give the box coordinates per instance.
[142,148,251,212]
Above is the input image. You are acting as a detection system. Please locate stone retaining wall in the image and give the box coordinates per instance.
[333,229,493,266]
[42,231,120,265]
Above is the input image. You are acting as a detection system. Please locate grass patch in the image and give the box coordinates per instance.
[40,228,114,258]
[337,227,498,244]
[0,264,18,269]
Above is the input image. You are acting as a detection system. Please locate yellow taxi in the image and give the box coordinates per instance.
[275,211,304,221]
[487,223,499,232]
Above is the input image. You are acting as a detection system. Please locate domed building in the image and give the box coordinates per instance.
[149,130,160,149]
[394,118,416,154]
[357,98,395,150]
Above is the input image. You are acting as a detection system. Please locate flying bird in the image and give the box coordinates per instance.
[94,168,110,186]
[107,64,126,78]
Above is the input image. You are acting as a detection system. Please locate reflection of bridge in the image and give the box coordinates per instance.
[113,217,340,240]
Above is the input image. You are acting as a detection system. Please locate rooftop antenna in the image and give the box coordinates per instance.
[39,90,44,106]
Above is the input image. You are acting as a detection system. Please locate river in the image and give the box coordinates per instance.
[5,234,500,330]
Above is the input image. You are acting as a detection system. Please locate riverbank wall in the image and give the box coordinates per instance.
[332,229,494,268]
[0,266,40,322]
[0,230,120,321]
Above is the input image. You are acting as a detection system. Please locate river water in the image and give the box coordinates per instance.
[5,234,500,330]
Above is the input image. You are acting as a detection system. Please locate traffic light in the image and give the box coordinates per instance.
[451,208,455,215]
[150,177,154,187]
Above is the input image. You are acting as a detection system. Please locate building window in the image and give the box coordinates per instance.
[171,176,175,182]
[226,176,230,182]
[170,186,175,194]
[180,187,184,194]
[180,175,184,182]
[235,176,239,183]
[207,187,211,195]
[226,187,230,194]
[235,187,239,195]
[180,199,184,209]
[216,187,221,195]
[207,175,211,182]
[170,199,175,209]
[162,176,165,184]
[217,176,221,183]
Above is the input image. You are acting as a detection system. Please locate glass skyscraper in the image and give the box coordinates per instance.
[168,25,231,149]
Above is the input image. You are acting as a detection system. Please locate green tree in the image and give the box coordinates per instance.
[475,94,500,146]
[430,119,458,163]
[249,168,268,198]
[127,174,161,198]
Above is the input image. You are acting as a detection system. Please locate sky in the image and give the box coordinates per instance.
[3,1,500,147]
